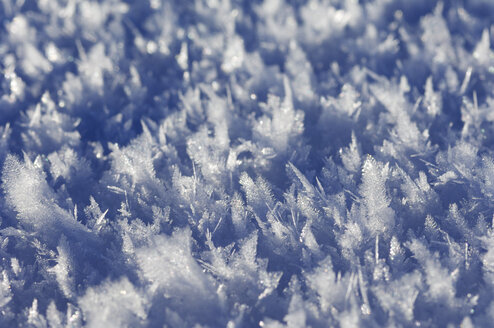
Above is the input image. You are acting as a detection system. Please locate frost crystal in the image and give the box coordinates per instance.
[0,0,493,326]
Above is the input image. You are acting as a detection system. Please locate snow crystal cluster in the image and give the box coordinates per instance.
[2,0,494,326]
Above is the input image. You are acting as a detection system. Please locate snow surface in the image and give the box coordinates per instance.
[1,0,494,326]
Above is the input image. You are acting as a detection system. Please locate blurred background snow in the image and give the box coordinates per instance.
[1,0,494,326]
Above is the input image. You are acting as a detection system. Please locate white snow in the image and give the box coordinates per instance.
[0,0,493,326]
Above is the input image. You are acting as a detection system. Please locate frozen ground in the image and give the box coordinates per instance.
[1,0,494,327]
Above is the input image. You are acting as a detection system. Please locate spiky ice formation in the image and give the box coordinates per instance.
[0,0,494,326]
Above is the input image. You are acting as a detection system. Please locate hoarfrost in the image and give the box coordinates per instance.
[0,0,493,326]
